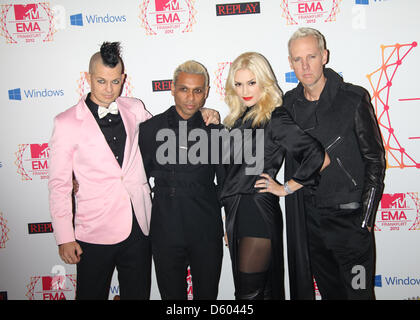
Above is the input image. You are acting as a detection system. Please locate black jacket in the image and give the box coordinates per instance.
[283,68,386,299]
[138,106,225,245]
[284,68,386,226]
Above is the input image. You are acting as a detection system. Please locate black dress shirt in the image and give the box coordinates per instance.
[85,93,126,167]
[138,106,225,244]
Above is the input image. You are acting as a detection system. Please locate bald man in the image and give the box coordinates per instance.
[49,42,153,300]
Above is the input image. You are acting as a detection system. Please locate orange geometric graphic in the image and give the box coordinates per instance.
[324,0,342,23]
[0,211,10,249]
[0,4,14,43]
[76,72,133,98]
[407,192,420,231]
[25,276,41,300]
[280,0,297,25]
[214,62,231,100]
[14,144,32,181]
[139,0,156,35]
[366,42,419,169]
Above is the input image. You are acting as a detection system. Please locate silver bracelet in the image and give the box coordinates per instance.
[284,181,294,195]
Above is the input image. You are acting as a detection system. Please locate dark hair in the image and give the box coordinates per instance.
[100,42,122,68]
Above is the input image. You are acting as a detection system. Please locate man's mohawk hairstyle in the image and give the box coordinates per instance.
[100,41,122,68]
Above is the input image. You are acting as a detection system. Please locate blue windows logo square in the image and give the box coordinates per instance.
[70,13,83,26]
[355,0,369,4]
[374,275,382,287]
[8,88,21,100]
[285,71,298,83]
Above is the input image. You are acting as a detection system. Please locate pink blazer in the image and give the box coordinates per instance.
[48,96,152,245]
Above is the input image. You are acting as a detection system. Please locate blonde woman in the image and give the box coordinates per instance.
[220,52,329,300]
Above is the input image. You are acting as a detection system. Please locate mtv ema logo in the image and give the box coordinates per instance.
[280,0,342,25]
[26,267,76,300]
[139,0,197,35]
[15,143,49,181]
[375,193,420,231]
[0,211,10,249]
[76,72,133,98]
[0,3,56,44]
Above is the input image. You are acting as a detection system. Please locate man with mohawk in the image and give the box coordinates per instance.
[48,42,152,300]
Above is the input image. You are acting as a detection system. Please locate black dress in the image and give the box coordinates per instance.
[220,106,325,299]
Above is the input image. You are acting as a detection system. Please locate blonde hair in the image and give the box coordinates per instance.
[223,52,283,129]
[173,60,209,87]
[288,27,326,56]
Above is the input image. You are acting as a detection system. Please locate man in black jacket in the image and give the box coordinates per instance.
[283,27,386,300]
[139,60,225,299]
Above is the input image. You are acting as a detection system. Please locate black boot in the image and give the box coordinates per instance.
[236,271,267,300]
[263,282,272,300]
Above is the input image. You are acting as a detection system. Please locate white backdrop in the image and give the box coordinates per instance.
[0,0,419,300]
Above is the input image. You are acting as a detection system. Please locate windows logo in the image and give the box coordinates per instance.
[285,71,298,83]
[70,13,83,26]
[8,88,21,100]
[355,0,385,4]
[375,275,382,287]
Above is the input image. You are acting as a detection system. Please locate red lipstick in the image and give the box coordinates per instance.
[243,97,253,101]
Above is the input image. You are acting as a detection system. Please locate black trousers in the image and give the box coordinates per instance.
[75,214,152,300]
[304,197,375,300]
[152,239,223,300]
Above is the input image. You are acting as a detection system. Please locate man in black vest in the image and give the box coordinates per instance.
[283,27,386,300]
[139,60,224,299]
